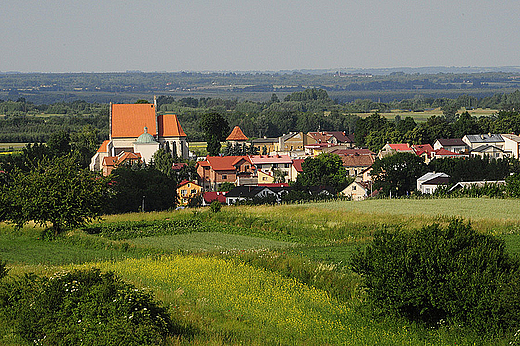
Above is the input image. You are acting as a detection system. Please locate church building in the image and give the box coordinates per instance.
[90,101,188,174]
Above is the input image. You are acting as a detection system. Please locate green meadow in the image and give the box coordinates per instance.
[2,198,520,344]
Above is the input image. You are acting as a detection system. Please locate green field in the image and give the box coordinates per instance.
[357,107,498,123]
[2,198,520,344]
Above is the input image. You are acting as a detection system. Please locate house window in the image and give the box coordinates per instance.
[181,190,187,196]
[245,165,249,170]
[352,185,356,191]
[191,189,197,194]
[222,174,227,180]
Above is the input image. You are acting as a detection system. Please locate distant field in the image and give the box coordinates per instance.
[357,107,498,123]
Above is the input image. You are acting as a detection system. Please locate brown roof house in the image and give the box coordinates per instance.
[340,154,374,177]
[196,155,254,190]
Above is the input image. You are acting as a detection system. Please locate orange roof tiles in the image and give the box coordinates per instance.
[111,104,157,138]
[205,156,251,171]
[158,114,186,137]
[341,154,375,167]
[97,140,110,153]
[226,126,248,141]
[388,143,412,151]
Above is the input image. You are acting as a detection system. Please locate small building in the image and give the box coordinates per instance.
[340,154,374,177]
[177,180,202,205]
[278,132,316,152]
[341,181,372,201]
[470,145,511,159]
[251,137,278,154]
[202,191,227,206]
[433,138,468,153]
[378,143,414,158]
[416,172,450,194]
[250,154,293,182]
[462,134,504,150]
[196,155,254,191]
[501,134,520,159]
[102,152,142,177]
[449,180,506,192]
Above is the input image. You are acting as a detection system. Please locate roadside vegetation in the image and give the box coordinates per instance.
[2,198,520,344]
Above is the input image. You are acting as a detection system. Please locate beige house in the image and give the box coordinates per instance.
[277,132,316,152]
[502,134,520,159]
[341,181,372,201]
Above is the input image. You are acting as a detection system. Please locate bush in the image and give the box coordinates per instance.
[0,268,178,345]
[0,259,7,280]
[210,200,222,213]
[351,220,520,335]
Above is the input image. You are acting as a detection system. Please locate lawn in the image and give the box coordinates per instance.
[2,197,520,345]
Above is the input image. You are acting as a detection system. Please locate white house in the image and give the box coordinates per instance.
[416,172,450,194]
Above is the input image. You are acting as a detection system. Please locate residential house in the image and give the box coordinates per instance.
[340,153,374,177]
[430,148,465,160]
[196,155,253,190]
[250,154,294,182]
[102,152,142,177]
[291,158,305,181]
[326,148,375,157]
[307,131,355,147]
[177,180,202,205]
[378,143,414,158]
[416,172,450,194]
[470,145,511,159]
[304,142,338,156]
[501,134,520,159]
[277,132,316,152]
[462,134,504,150]
[202,191,227,206]
[341,181,376,201]
[251,137,278,154]
[433,138,468,153]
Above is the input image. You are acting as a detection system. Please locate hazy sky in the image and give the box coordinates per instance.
[1,0,519,73]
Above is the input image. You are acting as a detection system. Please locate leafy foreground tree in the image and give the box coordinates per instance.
[371,152,427,196]
[199,112,229,156]
[4,155,108,235]
[0,268,179,345]
[351,220,520,335]
[296,153,351,193]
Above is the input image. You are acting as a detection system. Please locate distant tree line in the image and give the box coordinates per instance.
[2,89,520,151]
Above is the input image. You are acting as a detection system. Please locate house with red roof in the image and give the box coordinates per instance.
[196,155,254,190]
[202,191,228,206]
[177,180,202,205]
[250,154,294,182]
[102,151,142,177]
[377,143,414,158]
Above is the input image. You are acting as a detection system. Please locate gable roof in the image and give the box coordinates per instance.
[292,158,305,172]
[433,148,461,156]
[341,154,374,167]
[388,143,412,151]
[158,114,186,137]
[418,172,450,182]
[471,144,507,153]
[205,156,252,171]
[226,126,248,141]
[203,191,227,204]
[436,138,466,146]
[308,132,333,143]
[178,180,200,188]
[103,152,142,167]
[328,148,375,156]
[501,133,520,143]
[97,140,110,153]
[325,131,354,143]
[111,103,157,138]
[464,134,503,143]
[422,176,451,186]
[412,144,434,155]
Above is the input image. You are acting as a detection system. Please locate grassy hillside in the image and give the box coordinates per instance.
[2,198,520,344]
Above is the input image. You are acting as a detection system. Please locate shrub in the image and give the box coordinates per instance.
[210,200,222,213]
[0,268,178,345]
[351,220,520,335]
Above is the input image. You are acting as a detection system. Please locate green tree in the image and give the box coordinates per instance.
[296,153,349,193]
[371,152,427,196]
[71,125,99,169]
[47,130,71,158]
[199,112,229,156]
[5,155,108,235]
[351,220,520,334]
